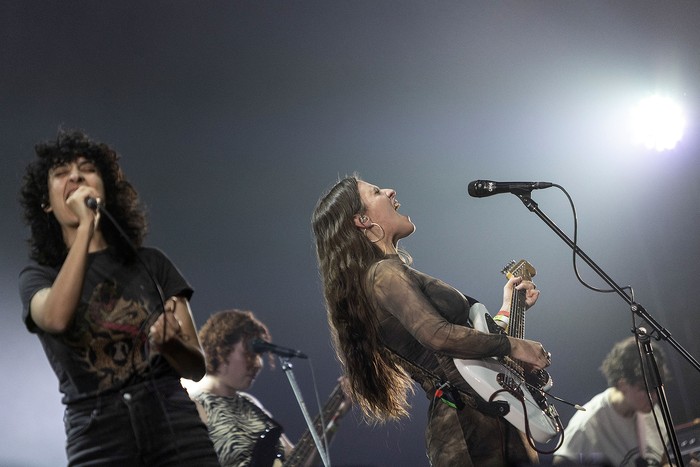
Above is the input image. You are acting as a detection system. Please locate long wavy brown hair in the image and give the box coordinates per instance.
[312,175,413,422]
[19,129,147,267]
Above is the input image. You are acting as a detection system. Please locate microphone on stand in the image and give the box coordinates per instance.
[467,180,553,198]
[251,339,308,359]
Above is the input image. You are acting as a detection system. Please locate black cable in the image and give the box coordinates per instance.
[95,204,184,463]
[552,184,634,297]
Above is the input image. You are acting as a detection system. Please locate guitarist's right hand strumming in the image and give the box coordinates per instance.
[508,337,552,371]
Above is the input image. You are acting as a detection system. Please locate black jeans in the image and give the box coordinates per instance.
[64,377,220,466]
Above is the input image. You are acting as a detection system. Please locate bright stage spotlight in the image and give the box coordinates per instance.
[630,94,686,152]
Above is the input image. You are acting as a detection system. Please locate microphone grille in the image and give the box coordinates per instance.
[467,180,487,197]
[85,197,99,210]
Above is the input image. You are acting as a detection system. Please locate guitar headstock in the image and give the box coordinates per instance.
[501,259,536,281]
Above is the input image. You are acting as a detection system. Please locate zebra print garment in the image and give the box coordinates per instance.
[192,390,285,467]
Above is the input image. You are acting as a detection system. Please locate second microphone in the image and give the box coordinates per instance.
[251,338,308,359]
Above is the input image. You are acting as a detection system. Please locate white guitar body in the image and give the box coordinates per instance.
[454,302,560,443]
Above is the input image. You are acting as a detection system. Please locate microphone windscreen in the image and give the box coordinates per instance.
[85,197,99,210]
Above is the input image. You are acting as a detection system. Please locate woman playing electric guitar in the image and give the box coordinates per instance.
[312,175,552,466]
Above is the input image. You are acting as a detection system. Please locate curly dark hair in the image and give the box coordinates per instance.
[600,336,667,387]
[198,309,273,375]
[19,129,147,266]
[312,175,413,422]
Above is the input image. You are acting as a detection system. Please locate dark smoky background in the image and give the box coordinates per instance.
[2,2,699,465]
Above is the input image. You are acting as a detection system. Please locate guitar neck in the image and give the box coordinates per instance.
[509,288,527,339]
[503,259,535,340]
[284,384,346,467]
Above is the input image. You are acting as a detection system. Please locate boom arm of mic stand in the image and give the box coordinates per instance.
[279,358,331,467]
[515,192,697,466]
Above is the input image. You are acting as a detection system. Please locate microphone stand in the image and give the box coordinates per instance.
[279,357,331,467]
[513,189,699,466]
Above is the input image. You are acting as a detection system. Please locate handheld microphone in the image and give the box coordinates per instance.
[85,197,101,210]
[251,338,308,359]
[467,180,553,198]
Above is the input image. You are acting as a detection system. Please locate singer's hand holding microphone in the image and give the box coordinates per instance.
[82,194,102,231]
[63,186,102,228]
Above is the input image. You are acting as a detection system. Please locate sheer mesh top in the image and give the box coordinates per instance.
[365,255,511,394]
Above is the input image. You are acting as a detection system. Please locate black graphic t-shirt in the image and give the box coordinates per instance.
[19,247,193,405]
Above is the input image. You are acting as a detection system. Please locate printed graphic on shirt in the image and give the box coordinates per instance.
[64,279,154,390]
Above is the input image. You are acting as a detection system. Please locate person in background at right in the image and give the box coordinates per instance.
[554,335,671,466]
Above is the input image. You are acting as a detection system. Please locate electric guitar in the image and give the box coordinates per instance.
[253,383,349,467]
[453,259,561,443]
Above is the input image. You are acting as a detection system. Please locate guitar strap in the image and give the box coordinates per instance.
[384,347,511,419]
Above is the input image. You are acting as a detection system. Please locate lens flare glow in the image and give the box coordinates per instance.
[630,95,686,151]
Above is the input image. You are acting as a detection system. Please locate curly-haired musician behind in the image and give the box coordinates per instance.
[18,129,218,465]
[189,309,351,467]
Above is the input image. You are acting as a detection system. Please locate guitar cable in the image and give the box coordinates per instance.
[488,387,565,454]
